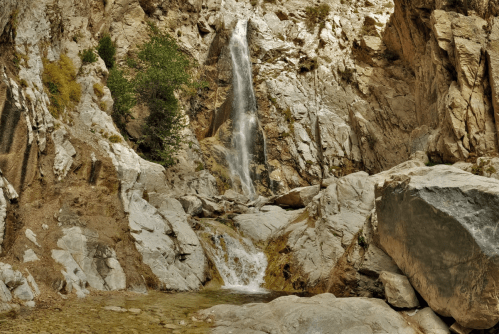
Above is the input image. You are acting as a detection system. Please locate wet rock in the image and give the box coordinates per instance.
[379,272,419,309]
[178,196,203,216]
[408,308,450,334]
[233,206,302,243]
[274,185,320,208]
[196,293,417,334]
[377,165,499,328]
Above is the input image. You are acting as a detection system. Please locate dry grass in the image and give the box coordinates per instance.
[42,54,81,118]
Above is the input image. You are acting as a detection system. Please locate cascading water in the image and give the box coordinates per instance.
[228,20,259,199]
[205,232,268,293]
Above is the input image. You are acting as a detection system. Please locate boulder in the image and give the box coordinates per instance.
[408,308,450,334]
[198,196,223,218]
[196,293,417,334]
[377,165,499,329]
[233,206,302,243]
[222,189,249,204]
[379,272,419,309]
[178,196,203,216]
[0,263,23,290]
[274,185,320,208]
[12,278,34,301]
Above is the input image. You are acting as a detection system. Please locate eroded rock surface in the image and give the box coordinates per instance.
[196,293,417,334]
[377,165,499,329]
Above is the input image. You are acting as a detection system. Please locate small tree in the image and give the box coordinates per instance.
[134,25,197,167]
[97,34,116,69]
[107,68,136,132]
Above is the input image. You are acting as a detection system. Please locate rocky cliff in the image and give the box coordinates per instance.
[2,0,499,332]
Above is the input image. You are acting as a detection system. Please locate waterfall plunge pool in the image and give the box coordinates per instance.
[0,289,313,333]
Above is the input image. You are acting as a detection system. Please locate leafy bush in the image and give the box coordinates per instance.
[80,48,97,64]
[42,54,81,118]
[107,68,136,132]
[134,25,196,167]
[97,34,115,69]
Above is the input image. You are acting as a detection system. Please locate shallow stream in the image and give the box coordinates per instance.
[0,289,294,334]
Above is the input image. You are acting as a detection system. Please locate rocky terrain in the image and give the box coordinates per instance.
[2,0,499,333]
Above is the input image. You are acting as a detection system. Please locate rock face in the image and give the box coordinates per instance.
[233,206,302,243]
[377,165,499,329]
[196,293,417,334]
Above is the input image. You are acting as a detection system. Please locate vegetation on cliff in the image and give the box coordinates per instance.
[42,54,81,118]
[107,24,202,167]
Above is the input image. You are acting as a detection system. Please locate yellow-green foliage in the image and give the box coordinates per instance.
[99,101,107,111]
[93,83,104,98]
[109,134,122,143]
[42,54,81,118]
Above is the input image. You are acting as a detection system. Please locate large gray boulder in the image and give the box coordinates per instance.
[376,165,499,329]
[233,206,302,243]
[196,293,417,334]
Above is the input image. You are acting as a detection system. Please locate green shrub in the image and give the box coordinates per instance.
[42,54,81,118]
[134,24,196,167]
[80,48,97,64]
[97,34,116,69]
[107,68,136,132]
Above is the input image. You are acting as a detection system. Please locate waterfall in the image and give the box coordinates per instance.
[228,20,258,199]
[206,232,268,293]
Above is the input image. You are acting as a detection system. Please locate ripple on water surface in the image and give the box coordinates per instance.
[0,289,299,333]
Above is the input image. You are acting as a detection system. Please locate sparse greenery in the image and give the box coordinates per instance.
[109,134,122,143]
[107,23,201,167]
[80,48,98,64]
[97,34,116,69]
[195,161,205,172]
[42,54,82,118]
[305,4,330,30]
[107,68,136,132]
[93,83,105,98]
[134,24,197,167]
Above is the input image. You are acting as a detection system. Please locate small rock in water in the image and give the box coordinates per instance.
[128,308,141,314]
[103,306,127,313]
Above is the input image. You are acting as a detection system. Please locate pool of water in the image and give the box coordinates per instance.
[0,288,296,334]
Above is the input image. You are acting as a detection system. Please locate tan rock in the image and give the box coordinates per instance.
[274,185,320,208]
[379,271,419,309]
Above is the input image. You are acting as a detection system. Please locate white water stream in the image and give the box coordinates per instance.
[209,233,268,293]
[228,20,258,199]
